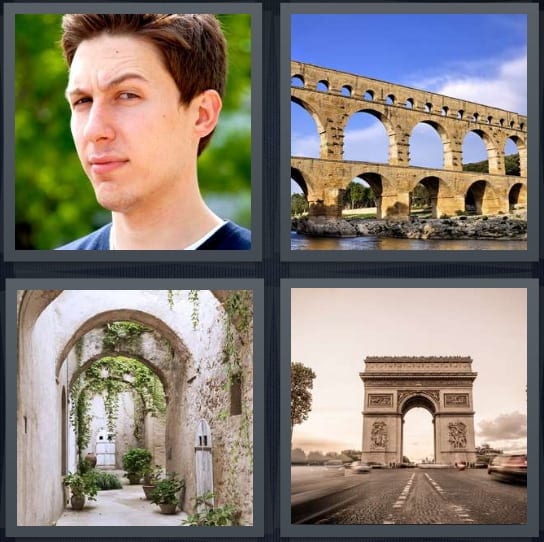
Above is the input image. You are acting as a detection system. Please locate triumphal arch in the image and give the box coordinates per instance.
[359,356,477,465]
[291,61,527,218]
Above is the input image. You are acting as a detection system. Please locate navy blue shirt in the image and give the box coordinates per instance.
[56,221,251,250]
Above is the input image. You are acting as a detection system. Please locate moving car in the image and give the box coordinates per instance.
[349,461,371,473]
[487,453,527,483]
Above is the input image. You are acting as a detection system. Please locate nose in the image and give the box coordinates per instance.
[82,101,115,142]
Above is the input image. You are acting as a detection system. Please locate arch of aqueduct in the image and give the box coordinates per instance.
[291,61,527,218]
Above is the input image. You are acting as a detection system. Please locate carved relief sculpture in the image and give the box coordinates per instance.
[371,421,388,449]
[368,394,393,407]
[448,421,467,449]
[444,393,469,407]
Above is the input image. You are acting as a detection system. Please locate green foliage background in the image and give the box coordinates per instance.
[15,14,251,249]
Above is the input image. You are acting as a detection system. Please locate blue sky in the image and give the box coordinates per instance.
[291,13,527,192]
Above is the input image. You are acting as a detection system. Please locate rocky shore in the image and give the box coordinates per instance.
[292,213,527,240]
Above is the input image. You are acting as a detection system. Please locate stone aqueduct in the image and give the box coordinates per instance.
[291,61,527,218]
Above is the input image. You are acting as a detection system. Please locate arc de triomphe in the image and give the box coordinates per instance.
[360,356,477,465]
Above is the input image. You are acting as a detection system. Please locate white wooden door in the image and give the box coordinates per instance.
[195,419,214,508]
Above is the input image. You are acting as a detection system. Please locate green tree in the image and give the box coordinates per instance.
[291,361,316,436]
[291,193,308,216]
[14,14,251,249]
[343,181,375,209]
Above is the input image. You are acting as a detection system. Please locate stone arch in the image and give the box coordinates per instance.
[360,356,477,465]
[503,134,526,177]
[465,180,499,215]
[291,74,304,87]
[509,182,527,210]
[17,289,253,526]
[291,95,327,158]
[351,172,385,218]
[409,176,452,218]
[409,119,451,169]
[71,368,166,468]
[462,128,501,174]
[344,108,391,163]
[291,167,309,196]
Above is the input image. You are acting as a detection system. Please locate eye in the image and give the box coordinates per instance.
[72,97,92,107]
[118,92,139,100]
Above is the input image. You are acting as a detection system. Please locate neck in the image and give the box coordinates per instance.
[110,185,222,250]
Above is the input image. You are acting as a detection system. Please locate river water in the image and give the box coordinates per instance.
[291,232,527,251]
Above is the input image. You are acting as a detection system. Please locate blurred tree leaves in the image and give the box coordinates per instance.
[15,13,251,249]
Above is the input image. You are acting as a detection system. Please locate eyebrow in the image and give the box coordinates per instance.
[65,73,150,100]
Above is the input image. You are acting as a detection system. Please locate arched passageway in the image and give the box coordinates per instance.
[17,289,254,526]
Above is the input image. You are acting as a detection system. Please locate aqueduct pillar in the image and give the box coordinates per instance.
[360,356,477,465]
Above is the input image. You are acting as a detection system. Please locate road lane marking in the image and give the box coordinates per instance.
[424,474,476,524]
[384,473,416,522]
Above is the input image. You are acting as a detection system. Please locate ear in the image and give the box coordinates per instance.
[193,90,222,138]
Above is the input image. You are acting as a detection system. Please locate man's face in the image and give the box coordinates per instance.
[66,34,200,215]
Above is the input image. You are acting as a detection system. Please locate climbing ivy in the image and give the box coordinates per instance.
[188,290,200,329]
[102,321,150,350]
[69,355,166,461]
[219,291,253,506]
[166,290,201,330]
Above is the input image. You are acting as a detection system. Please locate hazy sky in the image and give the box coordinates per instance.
[290,13,527,193]
[291,288,527,462]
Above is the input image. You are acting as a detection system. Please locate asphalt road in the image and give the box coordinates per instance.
[291,466,526,525]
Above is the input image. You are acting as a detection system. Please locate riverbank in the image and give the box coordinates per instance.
[292,213,527,240]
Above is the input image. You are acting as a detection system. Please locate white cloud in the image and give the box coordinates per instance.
[291,132,319,157]
[415,53,527,114]
[477,411,527,441]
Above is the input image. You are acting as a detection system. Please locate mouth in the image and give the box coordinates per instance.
[89,156,129,176]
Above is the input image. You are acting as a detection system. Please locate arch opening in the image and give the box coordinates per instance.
[462,131,489,173]
[504,138,521,177]
[291,75,304,88]
[409,122,444,169]
[344,110,389,163]
[291,168,309,217]
[410,177,441,218]
[291,99,321,159]
[465,180,489,215]
[342,177,377,218]
[402,407,435,464]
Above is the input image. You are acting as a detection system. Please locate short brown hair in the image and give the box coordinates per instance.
[61,14,227,155]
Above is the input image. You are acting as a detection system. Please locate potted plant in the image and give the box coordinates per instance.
[142,464,163,500]
[122,448,152,484]
[182,491,240,525]
[149,473,185,514]
[63,472,98,510]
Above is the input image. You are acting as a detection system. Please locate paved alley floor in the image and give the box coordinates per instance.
[56,471,188,526]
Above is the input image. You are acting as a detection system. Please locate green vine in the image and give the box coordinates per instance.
[189,290,200,329]
[218,291,253,507]
[69,355,166,460]
[102,321,150,350]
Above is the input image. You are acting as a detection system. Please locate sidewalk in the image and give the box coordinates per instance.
[56,471,188,526]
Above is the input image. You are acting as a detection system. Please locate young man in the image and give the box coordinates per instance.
[57,14,251,250]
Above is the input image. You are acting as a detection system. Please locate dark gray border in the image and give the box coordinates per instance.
[281,3,539,262]
[4,3,262,261]
[5,278,265,537]
[280,278,539,537]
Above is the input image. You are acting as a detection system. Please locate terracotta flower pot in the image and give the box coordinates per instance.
[158,503,177,514]
[85,452,97,468]
[127,473,141,485]
[142,484,156,500]
[70,494,86,510]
